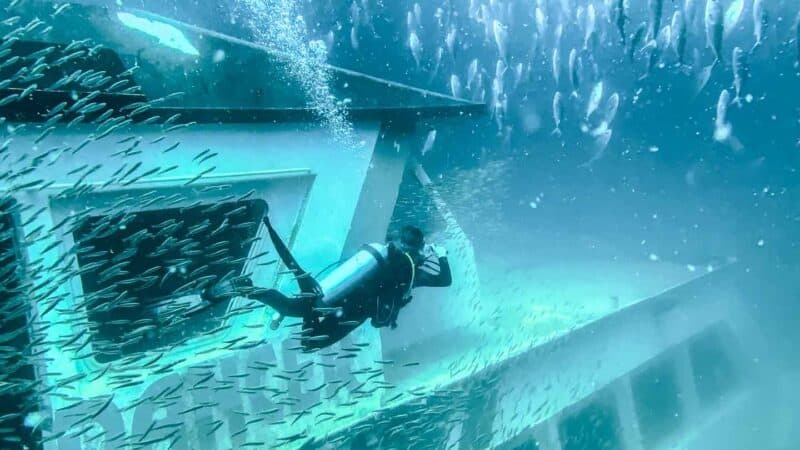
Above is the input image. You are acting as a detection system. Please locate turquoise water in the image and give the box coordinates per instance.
[0,1,798,449]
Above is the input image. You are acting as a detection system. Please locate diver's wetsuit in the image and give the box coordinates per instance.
[245,215,451,350]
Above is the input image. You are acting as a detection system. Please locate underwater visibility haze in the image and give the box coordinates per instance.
[0,0,799,449]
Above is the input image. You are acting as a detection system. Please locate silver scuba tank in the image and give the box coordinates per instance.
[317,243,388,307]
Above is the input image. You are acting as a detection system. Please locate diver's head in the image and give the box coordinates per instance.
[388,225,425,264]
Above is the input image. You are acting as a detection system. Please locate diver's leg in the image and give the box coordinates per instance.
[262,215,321,295]
[262,215,322,329]
[202,278,314,318]
[185,276,254,318]
[249,289,314,318]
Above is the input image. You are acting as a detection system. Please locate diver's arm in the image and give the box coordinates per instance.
[414,244,452,288]
[417,256,452,287]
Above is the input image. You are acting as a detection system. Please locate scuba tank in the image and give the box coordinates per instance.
[317,242,416,326]
[317,243,388,307]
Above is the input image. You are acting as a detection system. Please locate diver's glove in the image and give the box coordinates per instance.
[426,243,448,258]
[201,276,254,303]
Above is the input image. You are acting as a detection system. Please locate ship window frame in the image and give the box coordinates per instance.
[558,393,624,450]
[0,198,43,449]
[70,198,268,363]
[687,325,740,407]
[630,354,684,447]
[37,169,314,374]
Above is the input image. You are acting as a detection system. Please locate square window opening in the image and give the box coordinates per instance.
[688,327,739,406]
[559,398,623,450]
[0,198,42,449]
[72,198,267,363]
[631,356,684,447]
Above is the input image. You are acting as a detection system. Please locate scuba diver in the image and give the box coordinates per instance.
[199,208,452,351]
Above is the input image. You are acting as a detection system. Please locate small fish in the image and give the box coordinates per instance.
[568,49,580,97]
[408,31,421,69]
[629,24,646,62]
[90,394,115,419]
[119,86,141,95]
[713,89,732,142]
[552,92,564,136]
[43,113,63,129]
[731,47,746,106]
[117,65,140,79]
[79,102,106,115]
[672,11,688,65]
[163,113,182,126]
[19,83,37,99]
[552,48,561,86]
[605,93,620,125]
[493,20,508,61]
[614,0,628,45]
[192,148,211,162]
[163,91,185,102]
[0,54,21,70]
[585,81,604,120]
[92,108,114,124]
[141,115,160,125]
[751,0,767,53]
[350,0,361,26]
[580,129,613,167]
[96,118,132,140]
[197,152,218,164]
[34,126,55,144]
[66,114,85,128]
[648,0,664,41]
[705,0,724,63]
[421,129,436,156]
[512,62,525,90]
[46,101,68,117]
[535,7,546,39]
[406,10,415,32]
[450,74,462,98]
[27,45,56,61]
[584,3,596,50]
[349,25,360,49]
[301,335,331,342]
[554,23,564,50]
[640,34,662,80]
[494,59,507,85]
[128,103,152,117]
[106,79,129,92]
[0,93,19,107]
[723,0,744,38]
[466,59,479,88]
[162,141,180,153]
[445,26,457,57]
[1,16,20,27]
[429,47,444,81]
[165,121,195,133]
[64,38,91,53]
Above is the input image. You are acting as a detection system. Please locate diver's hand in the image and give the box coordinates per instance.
[425,243,448,258]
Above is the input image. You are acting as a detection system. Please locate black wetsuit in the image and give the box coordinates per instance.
[250,216,451,350]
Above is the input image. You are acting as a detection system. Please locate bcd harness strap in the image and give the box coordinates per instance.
[368,244,415,327]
